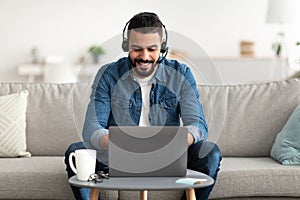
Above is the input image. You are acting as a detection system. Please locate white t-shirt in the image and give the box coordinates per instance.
[135,75,153,126]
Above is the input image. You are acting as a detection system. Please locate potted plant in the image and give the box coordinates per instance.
[272,42,281,57]
[295,41,300,66]
[89,45,105,64]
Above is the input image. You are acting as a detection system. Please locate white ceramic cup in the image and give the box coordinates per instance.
[69,149,96,181]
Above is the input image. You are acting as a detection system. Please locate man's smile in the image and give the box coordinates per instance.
[134,59,154,70]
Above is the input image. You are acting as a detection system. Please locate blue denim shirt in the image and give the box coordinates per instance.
[82,57,208,156]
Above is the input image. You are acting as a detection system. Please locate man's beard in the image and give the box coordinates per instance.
[131,58,156,78]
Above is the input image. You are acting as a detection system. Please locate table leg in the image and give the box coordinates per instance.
[140,190,148,200]
[185,188,196,200]
[90,188,100,200]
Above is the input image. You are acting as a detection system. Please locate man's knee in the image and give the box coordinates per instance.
[189,141,222,177]
[65,142,86,157]
[205,142,221,165]
[201,141,222,177]
[198,141,221,158]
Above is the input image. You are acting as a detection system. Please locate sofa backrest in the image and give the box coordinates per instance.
[0,82,90,156]
[200,78,300,157]
[1,79,300,157]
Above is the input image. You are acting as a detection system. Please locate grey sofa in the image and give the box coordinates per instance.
[0,79,300,200]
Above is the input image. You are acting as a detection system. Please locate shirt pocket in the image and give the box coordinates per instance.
[158,97,180,123]
[160,98,177,109]
[111,97,135,125]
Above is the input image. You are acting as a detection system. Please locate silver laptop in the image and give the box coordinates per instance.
[108,126,188,177]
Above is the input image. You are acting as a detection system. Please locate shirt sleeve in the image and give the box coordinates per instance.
[82,65,111,152]
[179,64,208,143]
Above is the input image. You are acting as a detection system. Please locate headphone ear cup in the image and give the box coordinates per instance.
[160,41,168,53]
[122,40,129,52]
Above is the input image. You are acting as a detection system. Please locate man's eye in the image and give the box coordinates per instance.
[132,47,142,51]
[130,47,158,52]
[148,48,157,52]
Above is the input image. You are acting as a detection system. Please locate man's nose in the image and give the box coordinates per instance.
[140,48,150,60]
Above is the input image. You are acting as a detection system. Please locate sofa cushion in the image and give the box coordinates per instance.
[0,156,73,199]
[210,157,300,199]
[0,156,118,200]
[119,157,300,200]
[0,90,31,157]
[199,79,300,156]
[1,79,300,157]
[271,104,300,164]
[0,83,90,156]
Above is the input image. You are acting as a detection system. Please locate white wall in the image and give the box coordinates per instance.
[1,0,300,82]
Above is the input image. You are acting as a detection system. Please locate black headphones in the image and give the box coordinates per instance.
[121,13,168,54]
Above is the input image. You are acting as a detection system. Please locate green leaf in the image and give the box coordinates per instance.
[89,45,105,56]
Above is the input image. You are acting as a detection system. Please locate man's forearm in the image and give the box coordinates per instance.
[100,134,109,150]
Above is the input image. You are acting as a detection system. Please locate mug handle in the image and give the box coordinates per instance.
[69,152,77,175]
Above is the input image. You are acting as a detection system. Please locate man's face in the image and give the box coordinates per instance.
[128,30,161,78]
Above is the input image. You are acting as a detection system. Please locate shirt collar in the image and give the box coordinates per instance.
[120,57,132,80]
[152,61,166,84]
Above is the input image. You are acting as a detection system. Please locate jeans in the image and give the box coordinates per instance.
[65,141,221,200]
[181,141,222,200]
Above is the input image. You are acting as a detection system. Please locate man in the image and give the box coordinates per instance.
[65,12,221,200]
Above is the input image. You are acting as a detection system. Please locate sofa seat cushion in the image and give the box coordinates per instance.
[0,156,118,200]
[118,157,300,200]
[210,157,300,199]
[0,156,73,199]
[1,157,299,200]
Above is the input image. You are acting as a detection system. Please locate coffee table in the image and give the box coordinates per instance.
[69,169,214,200]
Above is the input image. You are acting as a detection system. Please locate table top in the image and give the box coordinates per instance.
[69,169,214,191]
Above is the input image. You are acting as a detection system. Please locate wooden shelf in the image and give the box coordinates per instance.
[17,63,101,82]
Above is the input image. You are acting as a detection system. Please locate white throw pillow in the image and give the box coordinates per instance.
[0,90,31,157]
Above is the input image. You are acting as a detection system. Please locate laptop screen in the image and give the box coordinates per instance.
[108,126,188,177]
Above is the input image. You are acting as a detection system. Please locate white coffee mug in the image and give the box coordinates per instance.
[69,149,96,181]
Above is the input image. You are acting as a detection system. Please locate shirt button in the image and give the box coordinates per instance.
[137,109,141,112]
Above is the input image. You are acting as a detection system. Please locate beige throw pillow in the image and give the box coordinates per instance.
[0,90,31,157]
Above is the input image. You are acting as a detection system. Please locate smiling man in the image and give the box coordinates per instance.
[65,12,222,200]
[130,32,159,76]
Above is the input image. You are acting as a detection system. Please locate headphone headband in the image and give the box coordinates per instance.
[122,13,168,53]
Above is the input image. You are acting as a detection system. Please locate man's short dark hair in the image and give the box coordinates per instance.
[127,12,163,38]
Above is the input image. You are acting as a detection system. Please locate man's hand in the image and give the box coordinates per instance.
[100,133,193,149]
[100,134,109,150]
[187,133,194,146]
